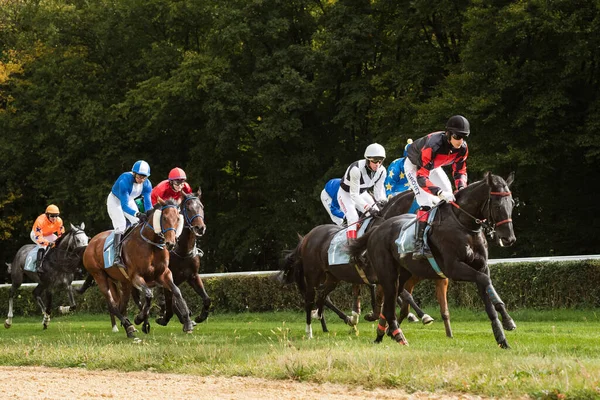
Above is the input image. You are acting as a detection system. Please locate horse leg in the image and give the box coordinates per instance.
[155,288,173,326]
[95,274,137,338]
[59,284,77,314]
[453,265,510,348]
[158,271,194,334]
[363,284,380,322]
[435,278,453,338]
[75,274,95,295]
[5,285,18,329]
[317,276,355,327]
[132,281,153,335]
[32,282,50,329]
[351,284,361,316]
[304,286,317,338]
[188,275,212,324]
[44,290,53,329]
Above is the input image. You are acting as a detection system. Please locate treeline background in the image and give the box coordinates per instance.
[1,0,599,282]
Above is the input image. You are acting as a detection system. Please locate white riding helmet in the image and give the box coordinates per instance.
[364,143,386,159]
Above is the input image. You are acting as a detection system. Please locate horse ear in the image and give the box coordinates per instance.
[485,171,492,186]
[70,223,76,230]
[80,222,85,230]
[506,171,515,187]
[197,187,202,198]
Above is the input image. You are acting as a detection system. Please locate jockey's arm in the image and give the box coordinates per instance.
[349,167,371,212]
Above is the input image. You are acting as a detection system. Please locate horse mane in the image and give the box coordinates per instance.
[152,198,179,210]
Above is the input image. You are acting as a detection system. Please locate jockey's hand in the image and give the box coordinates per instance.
[437,191,455,203]
[366,205,380,218]
[135,212,148,223]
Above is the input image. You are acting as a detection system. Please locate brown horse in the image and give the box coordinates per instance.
[83,198,193,339]
[349,172,516,348]
[155,191,209,326]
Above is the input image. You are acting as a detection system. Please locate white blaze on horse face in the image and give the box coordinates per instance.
[176,215,184,237]
[153,210,163,234]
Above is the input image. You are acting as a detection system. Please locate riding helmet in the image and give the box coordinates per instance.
[132,160,151,177]
[45,204,60,214]
[168,167,187,181]
[364,143,386,159]
[445,115,470,137]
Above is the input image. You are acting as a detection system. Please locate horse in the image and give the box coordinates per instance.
[348,172,517,348]
[154,191,209,326]
[4,223,89,329]
[278,191,446,338]
[82,198,193,339]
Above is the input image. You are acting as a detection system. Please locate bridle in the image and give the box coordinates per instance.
[181,196,205,233]
[140,204,180,249]
[449,189,513,237]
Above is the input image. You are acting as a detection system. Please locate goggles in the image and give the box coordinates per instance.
[367,157,384,164]
[451,132,466,141]
[135,174,148,181]
[48,214,60,218]
[171,179,186,186]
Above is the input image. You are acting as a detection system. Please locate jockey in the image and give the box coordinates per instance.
[338,143,387,242]
[404,115,469,259]
[384,139,413,198]
[107,160,153,268]
[31,204,65,272]
[320,178,345,226]
[151,167,192,206]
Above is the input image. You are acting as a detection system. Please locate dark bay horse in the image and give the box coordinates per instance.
[4,223,89,329]
[349,172,516,348]
[155,191,209,327]
[278,191,446,338]
[83,198,193,339]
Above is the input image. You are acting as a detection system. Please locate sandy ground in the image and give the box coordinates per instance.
[0,366,489,399]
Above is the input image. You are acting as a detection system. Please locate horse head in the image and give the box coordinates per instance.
[485,172,516,248]
[180,189,206,237]
[69,222,89,248]
[152,198,181,251]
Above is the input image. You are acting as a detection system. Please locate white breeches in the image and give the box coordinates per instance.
[337,190,375,232]
[107,193,139,233]
[404,158,452,208]
[320,190,344,226]
[30,231,58,248]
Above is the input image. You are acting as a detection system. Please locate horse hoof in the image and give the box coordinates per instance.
[407,313,419,323]
[4,321,11,329]
[364,312,378,322]
[58,306,71,314]
[503,319,517,331]
[183,323,194,333]
[112,325,119,333]
[498,340,511,349]
[421,314,434,325]
[134,315,144,325]
[43,324,48,330]
[373,336,383,344]
[155,317,168,327]
[142,321,150,334]
[311,309,322,320]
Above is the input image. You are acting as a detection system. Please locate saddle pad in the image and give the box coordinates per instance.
[327,218,373,265]
[395,207,438,256]
[24,247,40,273]
[408,199,419,214]
[103,231,116,269]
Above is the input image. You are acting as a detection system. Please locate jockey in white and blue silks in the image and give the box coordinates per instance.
[320,178,345,226]
[106,160,152,268]
[384,139,413,198]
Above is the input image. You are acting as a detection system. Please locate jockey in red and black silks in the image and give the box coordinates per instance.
[404,115,470,260]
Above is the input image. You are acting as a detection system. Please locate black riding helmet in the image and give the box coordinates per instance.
[445,115,470,138]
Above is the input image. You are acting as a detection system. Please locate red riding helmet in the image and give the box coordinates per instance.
[168,167,187,181]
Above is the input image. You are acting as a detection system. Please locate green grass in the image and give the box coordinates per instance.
[1,308,599,399]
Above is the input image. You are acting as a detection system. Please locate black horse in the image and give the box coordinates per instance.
[278,191,440,338]
[156,191,209,326]
[349,172,516,348]
[4,223,89,329]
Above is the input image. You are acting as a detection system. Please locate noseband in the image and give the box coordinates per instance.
[140,204,180,249]
[449,190,513,237]
[181,196,204,227]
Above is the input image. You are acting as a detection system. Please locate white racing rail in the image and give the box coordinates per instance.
[1,254,599,289]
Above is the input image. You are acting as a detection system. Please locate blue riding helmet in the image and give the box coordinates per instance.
[132,160,151,177]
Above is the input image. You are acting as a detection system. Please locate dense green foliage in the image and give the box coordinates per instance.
[2,260,599,316]
[1,311,599,398]
[1,0,599,281]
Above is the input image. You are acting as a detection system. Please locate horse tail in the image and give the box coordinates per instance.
[276,234,304,291]
[5,262,11,274]
[347,229,373,260]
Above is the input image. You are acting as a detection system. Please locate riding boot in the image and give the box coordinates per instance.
[412,220,430,260]
[112,232,125,268]
[36,247,45,274]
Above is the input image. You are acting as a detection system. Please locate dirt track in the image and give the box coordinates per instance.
[0,366,488,399]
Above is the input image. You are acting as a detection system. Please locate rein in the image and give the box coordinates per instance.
[449,190,512,236]
[181,196,204,228]
[139,204,180,249]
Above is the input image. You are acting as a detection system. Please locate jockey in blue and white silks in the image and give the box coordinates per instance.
[320,178,345,226]
[384,139,413,198]
[106,160,152,268]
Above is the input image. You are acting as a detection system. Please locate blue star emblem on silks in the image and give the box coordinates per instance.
[36,227,42,233]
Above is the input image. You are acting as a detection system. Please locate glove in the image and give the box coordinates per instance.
[366,205,380,218]
[437,191,455,203]
[136,212,148,223]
